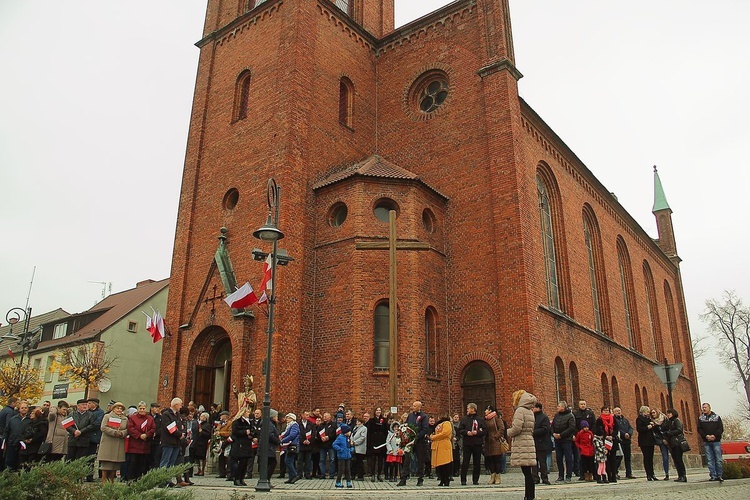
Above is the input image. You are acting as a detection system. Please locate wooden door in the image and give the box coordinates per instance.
[193,365,215,409]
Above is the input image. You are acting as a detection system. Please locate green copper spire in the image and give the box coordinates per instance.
[652,165,671,212]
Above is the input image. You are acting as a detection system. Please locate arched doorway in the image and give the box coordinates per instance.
[192,333,232,411]
[461,361,496,411]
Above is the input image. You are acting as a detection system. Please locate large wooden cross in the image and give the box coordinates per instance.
[355,210,430,409]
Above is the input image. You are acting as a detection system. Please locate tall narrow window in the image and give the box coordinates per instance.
[538,175,559,310]
[664,281,683,362]
[642,386,649,407]
[643,261,664,361]
[334,0,352,16]
[611,376,620,408]
[374,302,389,370]
[635,384,642,410]
[425,307,438,377]
[568,362,580,405]
[617,237,641,351]
[601,373,611,408]
[339,77,354,128]
[554,357,567,403]
[582,205,610,335]
[660,393,666,413]
[233,70,252,121]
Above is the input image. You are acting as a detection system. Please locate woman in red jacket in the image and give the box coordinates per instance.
[126,401,156,480]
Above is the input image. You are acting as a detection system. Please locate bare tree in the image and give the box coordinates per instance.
[700,291,750,420]
[721,415,750,441]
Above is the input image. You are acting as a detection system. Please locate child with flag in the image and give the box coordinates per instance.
[97,402,128,483]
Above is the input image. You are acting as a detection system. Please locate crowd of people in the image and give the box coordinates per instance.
[0,392,726,497]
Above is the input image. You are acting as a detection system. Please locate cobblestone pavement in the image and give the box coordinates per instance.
[181,469,750,499]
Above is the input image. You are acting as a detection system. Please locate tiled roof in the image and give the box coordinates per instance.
[34,278,169,351]
[312,155,448,199]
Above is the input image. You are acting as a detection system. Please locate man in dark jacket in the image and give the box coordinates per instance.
[0,396,18,471]
[532,402,552,484]
[159,397,184,469]
[86,398,104,481]
[299,410,316,479]
[457,402,487,486]
[150,403,162,470]
[571,400,595,478]
[697,402,724,482]
[398,401,430,487]
[67,399,96,461]
[551,401,576,482]
[614,407,635,479]
[2,400,29,471]
[318,412,337,479]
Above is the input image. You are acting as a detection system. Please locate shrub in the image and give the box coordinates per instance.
[722,460,743,480]
[0,457,192,500]
[737,458,750,478]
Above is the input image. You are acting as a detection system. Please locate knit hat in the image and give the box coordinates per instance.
[580,420,589,428]
[340,424,351,434]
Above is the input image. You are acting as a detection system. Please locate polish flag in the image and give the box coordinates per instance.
[305,430,312,440]
[472,420,478,432]
[336,427,342,435]
[259,254,273,292]
[61,417,76,429]
[318,428,326,438]
[227,436,234,444]
[107,417,122,429]
[166,421,178,434]
[19,441,26,450]
[141,419,148,430]
[251,441,257,448]
[224,282,258,309]
[152,311,165,342]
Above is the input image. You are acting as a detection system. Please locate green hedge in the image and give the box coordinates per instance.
[722,459,750,479]
[0,457,192,500]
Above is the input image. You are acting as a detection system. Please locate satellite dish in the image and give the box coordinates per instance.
[97,378,112,393]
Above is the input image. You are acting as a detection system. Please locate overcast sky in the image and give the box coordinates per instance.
[1,1,748,418]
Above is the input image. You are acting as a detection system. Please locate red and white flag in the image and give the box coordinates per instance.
[19,441,26,450]
[107,416,122,429]
[141,419,148,430]
[145,310,165,343]
[259,254,273,292]
[318,428,326,438]
[166,421,178,434]
[224,282,258,309]
[472,420,478,432]
[61,416,76,429]
[336,427,342,435]
[305,430,312,440]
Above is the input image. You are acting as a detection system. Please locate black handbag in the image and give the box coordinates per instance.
[288,444,298,454]
[38,441,52,455]
[679,437,690,452]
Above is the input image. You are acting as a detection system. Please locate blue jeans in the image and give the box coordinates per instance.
[704,441,723,479]
[555,440,573,479]
[160,445,180,468]
[320,448,335,477]
[657,442,670,476]
[285,451,298,479]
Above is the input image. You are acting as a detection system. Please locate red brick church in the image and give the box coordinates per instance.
[159,0,699,438]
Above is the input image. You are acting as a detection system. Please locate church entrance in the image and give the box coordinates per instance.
[191,330,232,411]
[461,361,496,411]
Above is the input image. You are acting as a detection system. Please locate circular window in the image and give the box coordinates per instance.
[223,188,239,210]
[422,208,436,233]
[373,198,398,223]
[409,70,450,117]
[328,202,348,227]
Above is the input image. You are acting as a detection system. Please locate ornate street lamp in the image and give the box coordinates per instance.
[254,178,284,492]
[3,307,33,366]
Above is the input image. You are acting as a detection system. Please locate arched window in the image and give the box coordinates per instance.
[664,281,683,362]
[642,386,649,407]
[569,362,580,405]
[425,307,438,377]
[617,237,641,351]
[582,205,610,334]
[601,373,610,408]
[537,167,571,313]
[233,70,252,121]
[684,405,692,432]
[339,77,354,128]
[680,400,686,428]
[611,376,620,408]
[334,0,352,16]
[660,393,666,413]
[635,384,642,410]
[554,357,567,403]
[373,302,389,370]
[643,261,665,361]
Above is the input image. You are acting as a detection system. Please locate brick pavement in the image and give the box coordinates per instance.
[181,468,750,499]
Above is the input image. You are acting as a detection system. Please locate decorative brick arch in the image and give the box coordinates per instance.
[451,351,503,384]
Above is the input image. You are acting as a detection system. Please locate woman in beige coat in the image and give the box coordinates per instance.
[45,401,70,461]
[507,390,537,500]
[97,402,128,482]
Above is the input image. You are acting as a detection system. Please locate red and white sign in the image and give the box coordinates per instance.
[61,417,76,429]
[166,421,178,434]
[107,417,122,429]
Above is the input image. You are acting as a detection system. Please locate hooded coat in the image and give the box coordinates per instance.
[507,391,537,466]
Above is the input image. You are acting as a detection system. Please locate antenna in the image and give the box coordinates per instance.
[24,266,36,312]
[87,281,112,304]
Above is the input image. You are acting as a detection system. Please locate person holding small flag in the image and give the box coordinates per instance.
[97,402,128,482]
[66,399,96,467]
[229,407,255,486]
[2,401,31,471]
[44,400,70,461]
[457,402,487,486]
[125,401,156,480]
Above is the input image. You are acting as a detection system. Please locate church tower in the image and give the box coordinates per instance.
[652,165,680,264]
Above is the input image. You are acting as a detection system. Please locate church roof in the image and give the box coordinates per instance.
[652,166,671,212]
[312,155,448,200]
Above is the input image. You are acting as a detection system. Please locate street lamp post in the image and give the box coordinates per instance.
[3,307,33,366]
[253,178,284,493]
